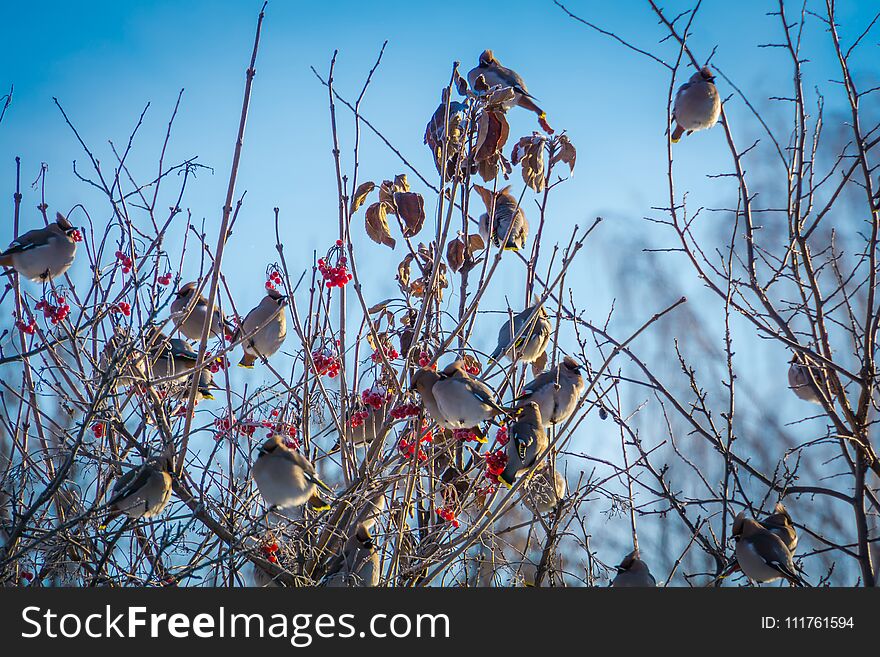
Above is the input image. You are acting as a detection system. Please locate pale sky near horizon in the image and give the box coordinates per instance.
[1,0,878,580]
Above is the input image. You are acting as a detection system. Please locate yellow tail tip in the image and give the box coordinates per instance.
[98,524,107,530]
[496,475,513,489]
[237,362,254,369]
[202,393,215,400]
[671,136,681,144]
[311,503,331,512]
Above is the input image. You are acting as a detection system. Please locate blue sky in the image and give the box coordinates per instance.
[2,1,878,580]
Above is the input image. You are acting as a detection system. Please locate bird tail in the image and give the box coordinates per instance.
[308,493,331,512]
[671,123,685,143]
[238,353,257,368]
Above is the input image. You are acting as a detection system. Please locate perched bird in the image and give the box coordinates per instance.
[516,356,585,427]
[467,49,552,132]
[475,185,529,251]
[523,467,567,515]
[424,89,468,177]
[733,512,806,586]
[0,212,81,282]
[252,434,331,511]
[788,354,827,405]
[170,281,234,341]
[352,488,386,546]
[611,550,657,587]
[761,502,798,553]
[671,66,721,143]
[431,360,508,429]
[410,367,449,426]
[105,455,173,523]
[236,289,288,368]
[490,303,552,364]
[498,402,548,487]
[146,332,218,402]
[324,527,380,588]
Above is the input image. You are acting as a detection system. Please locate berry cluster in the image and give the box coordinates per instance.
[318,241,352,289]
[390,402,421,420]
[261,541,280,564]
[69,229,83,243]
[157,272,172,286]
[398,423,432,461]
[15,315,37,335]
[35,293,71,325]
[484,448,508,481]
[208,354,229,373]
[453,428,482,443]
[418,350,437,369]
[115,250,133,274]
[265,269,283,291]
[462,356,481,375]
[349,409,369,429]
[370,344,399,363]
[495,425,509,446]
[361,385,390,410]
[112,301,132,316]
[91,422,106,438]
[20,571,34,583]
[436,506,460,529]
[312,349,341,377]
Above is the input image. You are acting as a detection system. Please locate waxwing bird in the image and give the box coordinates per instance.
[523,467,567,515]
[516,356,585,427]
[146,332,217,402]
[719,503,799,582]
[468,49,552,133]
[498,402,548,487]
[0,212,80,282]
[252,435,331,511]
[324,525,381,587]
[475,185,529,251]
[424,89,468,177]
[761,502,798,553]
[788,353,828,405]
[105,455,173,523]
[490,303,552,364]
[170,281,234,341]
[410,367,451,427]
[236,288,287,368]
[345,404,390,449]
[733,512,806,586]
[671,67,721,143]
[432,360,508,429]
[611,550,657,587]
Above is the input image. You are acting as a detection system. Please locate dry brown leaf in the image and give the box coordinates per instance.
[397,253,414,292]
[468,234,485,252]
[550,134,576,173]
[350,181,375,215]
[393,174,410,193]
[365,202,396,249]
[446,238,465,273]
[511,135,546,192]
[394,192,426,237]
[531,350,549,377]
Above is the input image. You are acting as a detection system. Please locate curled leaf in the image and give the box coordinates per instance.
[394,192,426,238]
[350,181,376,214]
[365,202,396,249]
[511,134,546,192]
[468,234,485,252]
[550,135,576,173]
[474,110,510,182]
[446,238,465,273]
[531,350,548,377]
[397,253,414,292]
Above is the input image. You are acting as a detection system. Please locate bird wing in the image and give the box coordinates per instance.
[2,226,54,256]
[108,466,154,507]
[465,380,507,414]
